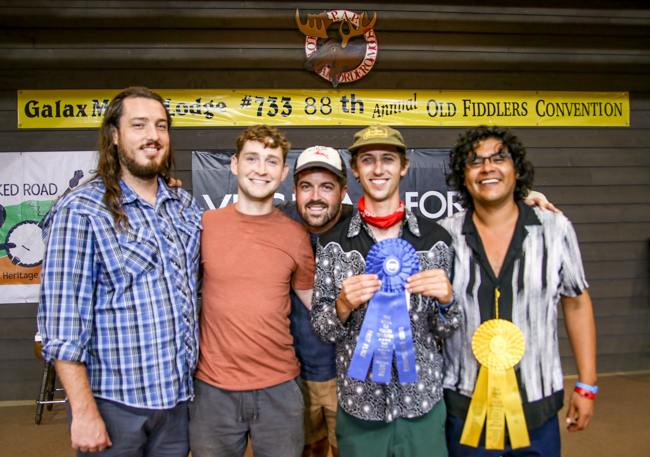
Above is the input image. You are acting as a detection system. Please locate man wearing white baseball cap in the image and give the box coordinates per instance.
[278,145,351,457]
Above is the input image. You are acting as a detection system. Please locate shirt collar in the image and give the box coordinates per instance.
[119,176,179,206]
[462,199,541,236]
[348,207,421,238]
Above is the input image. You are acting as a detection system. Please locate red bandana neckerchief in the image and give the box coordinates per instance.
[358,197,405,229]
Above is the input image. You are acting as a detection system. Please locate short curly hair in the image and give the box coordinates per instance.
[446,126,534,209]
[236,125,291,163]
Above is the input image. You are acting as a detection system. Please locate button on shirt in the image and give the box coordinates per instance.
[38,177,203,409]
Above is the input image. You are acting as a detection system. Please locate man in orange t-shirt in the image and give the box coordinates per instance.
[189,125,315,457]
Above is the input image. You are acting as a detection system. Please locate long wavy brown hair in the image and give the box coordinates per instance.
[95,87,175,230]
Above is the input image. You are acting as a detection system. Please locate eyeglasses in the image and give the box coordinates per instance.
[465,151,512,169]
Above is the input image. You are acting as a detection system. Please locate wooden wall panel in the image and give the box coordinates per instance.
[1,0,649,400]
[579,241,649,262]
[2,29,650,54]
[2,69,647,92]
[590,296,650,318]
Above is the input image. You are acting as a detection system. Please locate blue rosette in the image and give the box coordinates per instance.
[347,238,420,384]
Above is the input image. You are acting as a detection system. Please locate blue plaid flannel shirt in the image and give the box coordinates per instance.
[38,177,203,409]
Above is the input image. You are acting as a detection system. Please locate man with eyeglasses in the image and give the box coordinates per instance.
[439,126,597,457]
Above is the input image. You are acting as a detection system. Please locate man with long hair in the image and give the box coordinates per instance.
[38,87,203,456]
[440,126,596,456]
[189,125,315,457]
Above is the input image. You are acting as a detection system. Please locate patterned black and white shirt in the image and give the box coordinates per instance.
[311,209,461,422]
[438,201,589,429]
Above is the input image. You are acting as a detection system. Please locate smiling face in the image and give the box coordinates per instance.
[294,170,347,234]
[231,139,289,205]
[113,97,170,182]
[464,138,518,208]
[352,145,409,207]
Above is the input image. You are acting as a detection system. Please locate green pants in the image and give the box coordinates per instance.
[335,400,448,457]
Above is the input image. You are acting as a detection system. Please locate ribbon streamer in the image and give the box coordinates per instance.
[347,238,419,384]
[460,319,530,450]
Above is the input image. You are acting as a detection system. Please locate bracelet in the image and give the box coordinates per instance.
[437,295,455,323]
[574,386,596,400]
[438,294,455,310]
[575,382,598,394]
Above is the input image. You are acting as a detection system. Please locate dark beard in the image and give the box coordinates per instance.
[118,142,168,180]
[299,200,338,228]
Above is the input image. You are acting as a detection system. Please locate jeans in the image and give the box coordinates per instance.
[67,398,189,457]
[189,377,305,457]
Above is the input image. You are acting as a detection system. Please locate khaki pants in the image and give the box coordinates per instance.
[300,378,338,447]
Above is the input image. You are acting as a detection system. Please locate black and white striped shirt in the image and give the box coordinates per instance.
[438,201,588,429]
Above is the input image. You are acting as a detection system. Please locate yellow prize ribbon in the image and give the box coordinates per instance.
[460,289,530,450]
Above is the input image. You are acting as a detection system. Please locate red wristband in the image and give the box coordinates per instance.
[574,386,596,400]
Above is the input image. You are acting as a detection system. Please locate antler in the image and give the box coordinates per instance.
[340,12,377,48]
[295,9,332,39]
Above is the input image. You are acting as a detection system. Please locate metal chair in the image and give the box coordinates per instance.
[34,333,66,425]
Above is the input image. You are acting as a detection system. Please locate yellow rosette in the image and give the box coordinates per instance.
[460,318,530,450]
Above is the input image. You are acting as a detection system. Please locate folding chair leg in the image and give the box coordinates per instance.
[35,361,51,425]
[46,364,56,411]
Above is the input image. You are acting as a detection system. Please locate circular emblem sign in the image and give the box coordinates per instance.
[296,10,379,87]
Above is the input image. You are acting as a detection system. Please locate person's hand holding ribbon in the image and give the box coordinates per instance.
[346,239,422,384]
[336,274,381,324]
[405,269,453,305]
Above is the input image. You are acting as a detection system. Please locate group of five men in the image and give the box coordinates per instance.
[38,87,596,457]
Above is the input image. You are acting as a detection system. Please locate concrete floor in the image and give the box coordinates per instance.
[1,373,648,457]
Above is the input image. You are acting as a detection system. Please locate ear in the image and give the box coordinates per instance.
[341,185,348,201]
[230,155,239,176]
[292,184,297,195]
[280,162,289,182]
[350,159,360,179]
[400,157,411,177]
[112,126,119,146]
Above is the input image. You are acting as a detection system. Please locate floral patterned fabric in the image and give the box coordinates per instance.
[311,209,461,422]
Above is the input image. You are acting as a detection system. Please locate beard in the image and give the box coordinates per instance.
[118,141,169,180]
[298,199,341,229]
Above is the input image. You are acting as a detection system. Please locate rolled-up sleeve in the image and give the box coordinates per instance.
[37,206,96,364]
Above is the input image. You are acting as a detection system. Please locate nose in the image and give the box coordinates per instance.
[311,186,323,201]
[479,156,496,173]
[254,160,267,175]
[372,159,385,175]
[144,123,160,142]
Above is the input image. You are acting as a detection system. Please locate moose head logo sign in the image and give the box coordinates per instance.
[296,9,378,87]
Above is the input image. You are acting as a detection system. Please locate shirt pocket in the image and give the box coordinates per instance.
[176,209,203,264]
[117,226,160,276]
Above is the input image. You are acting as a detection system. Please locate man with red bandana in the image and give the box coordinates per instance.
[311,125,460,457]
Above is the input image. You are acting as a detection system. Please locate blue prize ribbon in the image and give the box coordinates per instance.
[347,239,420,384]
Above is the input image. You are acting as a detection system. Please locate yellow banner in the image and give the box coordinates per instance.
[18,89,629,129]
